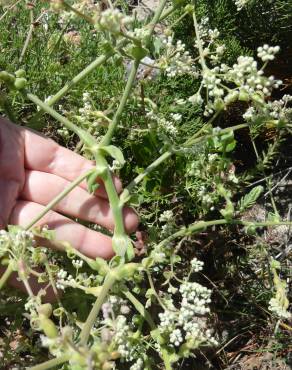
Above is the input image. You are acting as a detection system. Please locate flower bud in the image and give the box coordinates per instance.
[14,77,27,90]
[37,303,53,318]
[0,71,15,84]
[238,90,249,102]
[15,69,26,78]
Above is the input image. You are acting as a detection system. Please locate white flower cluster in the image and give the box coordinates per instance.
[102,295,130,320]
[113,315,136,360]
[146,110,179,137]
[234,0,250,11]
[180,281,211,317]
[79,92,92,118]
[0,229,35,259]
[169,328,184,346]
[158,272,217,349]
[160,36,196,78]
[243,95,292,125]
[190,257,204,272]
[72,259,83,269]
[159,210,174,223]
[56,269,75,290]
[268,297,291,320]
[98,9,132,34]
[130,358,144,370]
[257,45,280,62]
[226,56,282,97]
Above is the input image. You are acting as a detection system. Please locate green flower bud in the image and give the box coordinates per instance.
[214,98,225,111]
[14,77,27,90]
[15,69,26,78]
[184,4,194,12]
[112,234,134,260]
[0,71,15,84]
[238,90,249,102]
[37,303,53,318]
[245,225,257,235]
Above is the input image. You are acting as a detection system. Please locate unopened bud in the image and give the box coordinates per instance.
[37,303,53,318]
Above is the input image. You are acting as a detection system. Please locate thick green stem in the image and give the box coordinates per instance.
[0,263,13,290]
[100,59,140,146]
[28,354,71,370]
[95,154,126,236]
[24,169,93,230]
[161,348,173,370]
[79,272,116,345]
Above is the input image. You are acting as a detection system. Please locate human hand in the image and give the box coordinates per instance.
[0,117,139,259]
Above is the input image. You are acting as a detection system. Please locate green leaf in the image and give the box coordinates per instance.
[86,170,100,194]
[129,46,148,60]
[238,185,264,212]
[99,145,125,167]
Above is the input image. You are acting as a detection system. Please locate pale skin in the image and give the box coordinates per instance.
[0,117,139,293]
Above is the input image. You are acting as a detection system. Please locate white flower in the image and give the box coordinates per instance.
[170,113,182,122]
[257,45,280,62]
[268,297,291,319]
[234,0,250,11]
[98,9,132,34]
[188,92,203,105]
[159,210,174,222]
[169,328,183,346]
[190,258,204,272]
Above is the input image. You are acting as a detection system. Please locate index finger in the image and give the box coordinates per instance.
[22,127,122,198]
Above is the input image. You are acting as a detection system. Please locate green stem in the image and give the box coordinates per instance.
[159,6,176,21]
[29,39,128,126]
[0,263,13,290]
[158,218,292,247]
[95,154,126,236]
[123,290,155,329]
[184,123,248,146]
[161,348,173,370]
[26,93,96,147]
[28,354,70,370]
[146,0,168,43]
[192,0,207,71]
[122,123,249,198]
[79,272,116,345]
[24,169,93,230]
[19,8,34,64]
[62,1,94,24]
[100,59,140,146]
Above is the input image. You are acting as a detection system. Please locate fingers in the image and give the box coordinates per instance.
[0,266,59,303]
[20,170,139,233]
[10,201,115,259]
[0,118,25,228]
[23,127,122,198]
